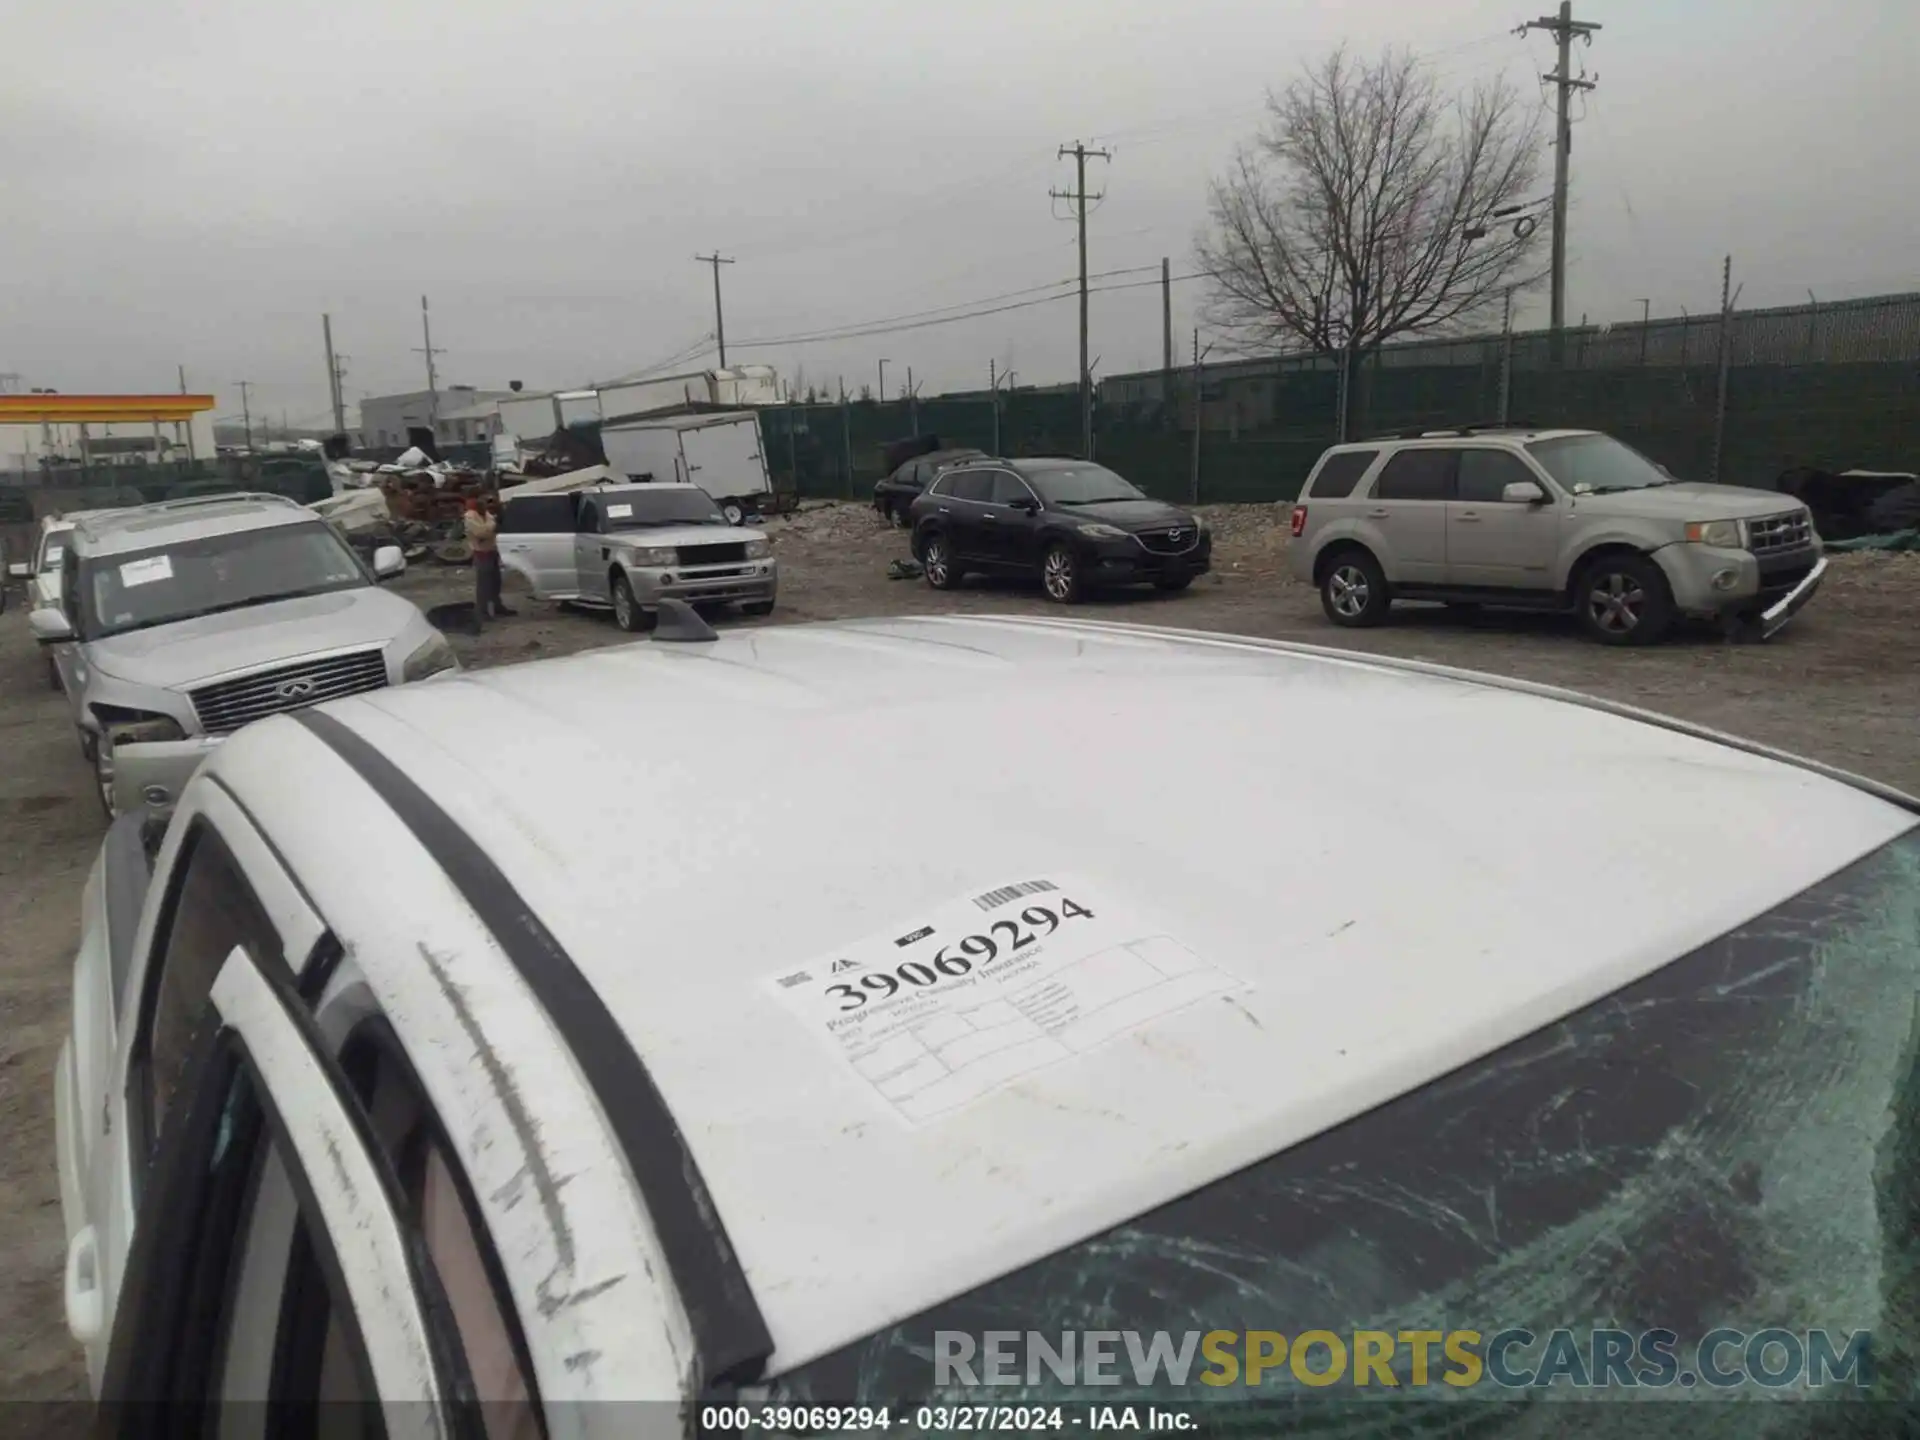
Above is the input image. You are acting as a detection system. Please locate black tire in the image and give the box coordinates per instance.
[610,573,649,633]
[1864,479,1920,534]
[48,655,62,692]
[1041,543,1084,604]
[79,726,97,762]
[921,532,964,591]
[1318,549,1390,628]
[1575,552,1675,646]
[1155,573,1193,593]
[740,600,774,617]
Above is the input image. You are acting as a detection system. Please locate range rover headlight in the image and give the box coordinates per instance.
[744,537,772,559]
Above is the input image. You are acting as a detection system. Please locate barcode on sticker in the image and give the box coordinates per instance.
[973,880,1058,911]
[776,970,813,989]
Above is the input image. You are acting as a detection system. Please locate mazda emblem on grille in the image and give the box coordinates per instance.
[1167,529,1186,543]
[274,678,318,701]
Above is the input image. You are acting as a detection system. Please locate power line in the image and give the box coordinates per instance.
[735,266,1159,348]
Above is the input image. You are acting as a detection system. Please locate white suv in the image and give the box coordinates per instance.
[1287,426,1826,644]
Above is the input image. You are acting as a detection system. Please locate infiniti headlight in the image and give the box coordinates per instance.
[401,633,459,682]
[92,705,186,745]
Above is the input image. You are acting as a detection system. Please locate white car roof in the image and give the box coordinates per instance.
[249,615,1916,1372]
[73,494,317,558]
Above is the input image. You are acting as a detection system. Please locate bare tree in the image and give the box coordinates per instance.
[1197,47,1543,437]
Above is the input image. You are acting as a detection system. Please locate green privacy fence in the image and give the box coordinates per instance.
[757,291,1920,506]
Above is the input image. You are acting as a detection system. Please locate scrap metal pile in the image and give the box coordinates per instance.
[313,446,496,565]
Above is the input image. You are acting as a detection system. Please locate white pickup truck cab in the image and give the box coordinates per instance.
[54,614,1920,1434]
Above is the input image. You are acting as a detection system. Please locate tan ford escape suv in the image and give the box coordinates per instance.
[1287,426,1827,645]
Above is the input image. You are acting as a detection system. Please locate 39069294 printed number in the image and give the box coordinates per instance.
[824,899,1095,1013]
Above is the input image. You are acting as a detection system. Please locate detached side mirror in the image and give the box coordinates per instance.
[1502,480,1549,505]
[6,562,27,579]
[372,545,406,579]
[29,607,74,644]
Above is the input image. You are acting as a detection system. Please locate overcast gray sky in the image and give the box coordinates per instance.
[2,0,1914,430]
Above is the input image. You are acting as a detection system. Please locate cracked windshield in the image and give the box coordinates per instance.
[3,0,1916,1434]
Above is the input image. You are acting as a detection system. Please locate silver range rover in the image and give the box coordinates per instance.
[496,479,777,631]
[29,492,457,818]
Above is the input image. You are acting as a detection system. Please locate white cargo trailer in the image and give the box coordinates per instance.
[599,411,772,525]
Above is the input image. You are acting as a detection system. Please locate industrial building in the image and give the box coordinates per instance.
[356,386,517,452]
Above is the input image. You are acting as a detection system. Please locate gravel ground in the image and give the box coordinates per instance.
[2,501,1916,1397]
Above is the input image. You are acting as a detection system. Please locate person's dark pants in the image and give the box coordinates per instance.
[475,548,504,620]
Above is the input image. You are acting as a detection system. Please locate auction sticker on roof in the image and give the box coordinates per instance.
[765,877,1243,1124]
[605,503,633,518]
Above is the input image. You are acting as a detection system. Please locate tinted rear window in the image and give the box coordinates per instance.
[499,495,574,533]
[1374,448,1457,501]
[944,471,995,504]
[1306,450,1376,499]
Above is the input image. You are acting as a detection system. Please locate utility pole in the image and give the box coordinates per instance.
[1634,297,1650,366]
[990,359,999,454]
[414,295,445,424]
[1189,329,1208,503]
[695,253,735,367]
[1710,255,1741,484]
[906,366,917,433]
[178,364,194,461]
[322,313,347,434]
[877,359,890,405]
[235,380,254,451]
[1052,140,1110,459]
[1516,2,1599,355]
[1161,257,1174,409]
[1499,289,1514,424]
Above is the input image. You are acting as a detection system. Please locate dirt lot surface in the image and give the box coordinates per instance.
[2,501,1916,1397]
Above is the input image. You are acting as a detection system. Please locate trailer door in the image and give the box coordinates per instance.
[681,420,770,506]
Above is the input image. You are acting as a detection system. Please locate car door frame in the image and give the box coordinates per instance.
[77,777,331,1392]
[1445,446,1566,590]
[935,468,998,562]
[1364,446,1458,584]
[572,495,613,604]
[497,492,579,601]
[983,468,1044,570]
[94,939,459,1435]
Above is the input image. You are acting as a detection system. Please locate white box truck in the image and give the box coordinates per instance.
[599,411,772,525]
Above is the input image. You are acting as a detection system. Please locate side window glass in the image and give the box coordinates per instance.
[949,471,994,504]
[989,472,1033,506]
[1373,449,1456,502]
[1307,450,1377,499]
[1457,449,1543,503]
[140,823,283,1155]
[204,1062,386,1428]
[345,1033,540,1435]
[575,501,599,535]
[925,473,953,498]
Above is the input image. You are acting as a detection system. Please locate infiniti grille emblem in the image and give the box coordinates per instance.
[274,678,318,701]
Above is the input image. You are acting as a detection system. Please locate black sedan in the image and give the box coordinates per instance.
[908,457,1210,602]
[872,447,985,527]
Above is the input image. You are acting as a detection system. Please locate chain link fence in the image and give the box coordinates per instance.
[757,290,1920,507]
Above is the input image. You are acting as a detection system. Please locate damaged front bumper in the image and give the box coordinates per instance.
[111,734,224,817]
